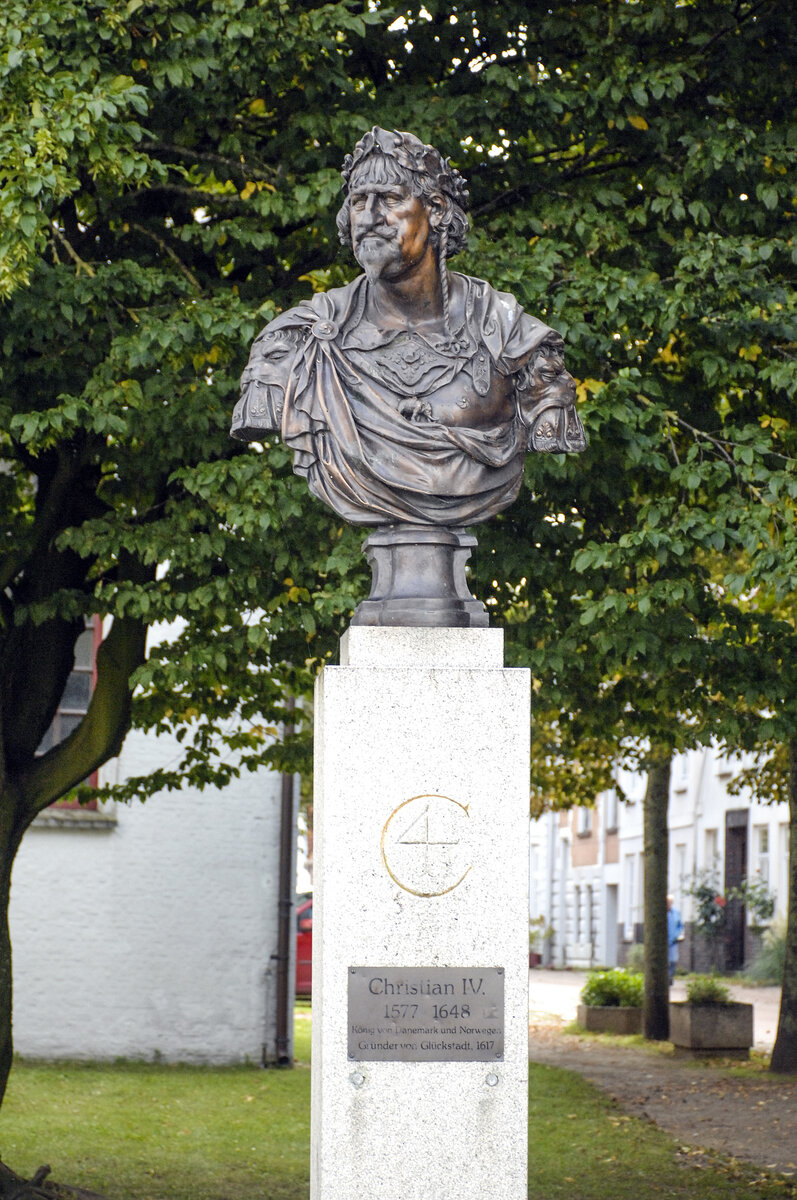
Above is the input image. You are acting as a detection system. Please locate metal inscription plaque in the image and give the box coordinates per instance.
[348,966,504,1062]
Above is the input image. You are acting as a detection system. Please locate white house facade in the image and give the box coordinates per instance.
[10,722,296,1065]
[530,747,790,972]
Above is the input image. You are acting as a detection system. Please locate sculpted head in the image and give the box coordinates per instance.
[336,127,470,268]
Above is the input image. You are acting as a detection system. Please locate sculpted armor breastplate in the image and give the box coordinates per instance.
[346,328,515,431]
[231,273,586,526]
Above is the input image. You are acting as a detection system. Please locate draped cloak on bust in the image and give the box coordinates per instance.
[233,273,586,526]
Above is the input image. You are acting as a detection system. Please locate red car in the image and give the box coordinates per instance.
[296,898,313,996]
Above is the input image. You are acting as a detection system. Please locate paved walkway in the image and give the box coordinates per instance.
[529,969,797,1177]
[529,968,782,1051]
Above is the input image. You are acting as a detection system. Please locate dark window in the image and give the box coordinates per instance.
[38,619,101,808]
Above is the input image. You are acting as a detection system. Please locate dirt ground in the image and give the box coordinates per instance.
[529,1022,797,1177]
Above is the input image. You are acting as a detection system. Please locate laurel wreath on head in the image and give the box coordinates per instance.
[341,126,470,212]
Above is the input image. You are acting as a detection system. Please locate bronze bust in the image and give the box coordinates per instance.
[232,128,586,626]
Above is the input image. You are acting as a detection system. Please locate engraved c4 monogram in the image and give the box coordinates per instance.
[381,794,472,898]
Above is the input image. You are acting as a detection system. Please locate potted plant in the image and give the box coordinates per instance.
[730,876,775,932]
[669,975,754,1058]
[687,871,728,971]
[730,876,776,963]
[577,968,643,1035]
[529,916,547,967]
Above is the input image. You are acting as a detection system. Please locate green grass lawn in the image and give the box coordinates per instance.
[0,1012,793,1200]
[0,1059,311,1200]
[527,1061,793,1200]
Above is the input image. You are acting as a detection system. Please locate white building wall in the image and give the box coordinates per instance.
[528,811,559,964]
[596,789,620,967]
[668,752,698,913]
[616,768,644,953]
[10,724,288,1064]
[672,748,789,928]
[531,747,790,975]
[564,830,603,969]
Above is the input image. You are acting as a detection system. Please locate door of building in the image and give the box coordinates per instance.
[724,811,748,971]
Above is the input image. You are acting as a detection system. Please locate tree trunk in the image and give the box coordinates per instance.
[643,755,671,1041]
[0,812,24,1109]
[0,864,13,1111]
[770,737,797,1073]
[0,611,147,1116]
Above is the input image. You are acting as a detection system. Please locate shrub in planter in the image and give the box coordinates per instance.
[529,915,547,967]
[578,969,643,1034]
[581,969,644,1008]
[669,975,753,1057]
[685,975,730,1004]
[686,872,728,971]
[729,877,776,932]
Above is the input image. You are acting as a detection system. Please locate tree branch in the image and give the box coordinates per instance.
[696,0,772,57]
[19,611,149,817]
[0,443,87,595]
[129,184,242,203]
[669,411,795,470]
[49,225,141,324]
[128,222,202,293]
[473,147,645,218]
[50,224,96,278]
[141,141,278,184]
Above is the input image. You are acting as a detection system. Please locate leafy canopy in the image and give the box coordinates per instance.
[0,0,795,819]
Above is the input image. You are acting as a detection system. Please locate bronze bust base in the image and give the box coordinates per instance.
[351,525,489,628]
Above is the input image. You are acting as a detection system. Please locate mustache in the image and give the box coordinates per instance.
[353,228,398,244]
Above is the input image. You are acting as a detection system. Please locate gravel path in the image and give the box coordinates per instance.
[529,1023,797,1177]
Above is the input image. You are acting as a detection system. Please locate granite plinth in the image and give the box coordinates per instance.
[339,625,504,668]
[311,627,529,1200]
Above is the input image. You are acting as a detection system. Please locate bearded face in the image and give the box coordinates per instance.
[347,157,436,284]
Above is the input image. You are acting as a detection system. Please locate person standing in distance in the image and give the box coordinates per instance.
[667,894,684,986]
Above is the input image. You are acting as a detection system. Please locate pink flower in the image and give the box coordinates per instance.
[715,896,726,908]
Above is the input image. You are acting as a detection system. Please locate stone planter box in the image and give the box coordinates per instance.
[669,1001,754,1058]
[577,1005,642,1035]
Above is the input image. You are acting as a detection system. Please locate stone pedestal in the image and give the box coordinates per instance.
[351,525,488,628]
[311,628,529,1200]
